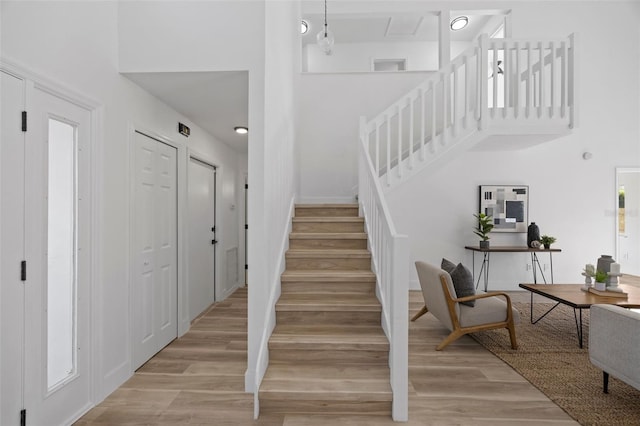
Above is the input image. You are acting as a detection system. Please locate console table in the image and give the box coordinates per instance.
[465,245,561,291]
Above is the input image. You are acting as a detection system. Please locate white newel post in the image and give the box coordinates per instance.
[391,235,409,422]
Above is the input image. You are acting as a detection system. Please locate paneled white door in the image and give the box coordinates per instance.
[0,72,93,425]
[188,157,216,321]
[132,131,178,370]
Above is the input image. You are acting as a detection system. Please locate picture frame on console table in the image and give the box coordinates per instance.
[479,185,529,233]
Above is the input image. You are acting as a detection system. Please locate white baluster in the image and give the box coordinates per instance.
[430,80,436,152]
[492,42,498,116]
[550,41,556,118]
[442,73,448,145]
[561,39,568,119]
[514,41,520,119]
[503,41,509,118]
[538,41,544,118]
[386,114,391,186]
[479,35,489,130]
[527,42,533,118]
[420,87,425,161]
[397,105,402,179]
[452,63,458,137]
[375,123,380,177]
[409,95,414,169]
[464,54,471,129]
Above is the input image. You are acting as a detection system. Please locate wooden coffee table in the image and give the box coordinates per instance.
[519,283,640,348]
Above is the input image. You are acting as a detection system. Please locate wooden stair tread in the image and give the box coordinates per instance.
[289,232,367,239]
[260,380,391,401]
[281,270,376,282]
[295,203,359,209]
[263,364,390,381]
[286,249,370,258]
[269,331,389,350]
[277,292,379,306]
[272,324,385,336]
[292,217,364,223]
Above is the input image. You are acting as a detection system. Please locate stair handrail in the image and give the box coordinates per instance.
[358,116,409,422]
[362,33,576,189]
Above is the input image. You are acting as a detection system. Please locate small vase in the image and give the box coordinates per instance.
[479,240,490,249]
[527,222,540,248]
[595,281,607,291]
[543,244,550,249]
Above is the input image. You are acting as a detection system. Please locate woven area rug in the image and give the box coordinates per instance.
[472,302,640,426]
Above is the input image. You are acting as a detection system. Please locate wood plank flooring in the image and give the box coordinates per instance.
[75,286,579,425]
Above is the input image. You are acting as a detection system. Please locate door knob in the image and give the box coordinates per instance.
[212,239,218,245]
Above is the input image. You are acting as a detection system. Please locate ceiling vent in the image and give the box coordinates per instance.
[385,16,423,37]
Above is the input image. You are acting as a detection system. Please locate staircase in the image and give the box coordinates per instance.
[259,204,393,418]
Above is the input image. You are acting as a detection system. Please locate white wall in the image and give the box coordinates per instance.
[246,0,300,393]
[298,71,434,202]
[303,40,470,73]
[298,1,640,290]
[1,0,248,404]
[305,41,440,72]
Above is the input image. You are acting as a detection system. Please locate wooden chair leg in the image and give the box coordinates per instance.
[603,371,609,394]
[507,321,518,349]
[436,330,465,351]
[411,305,429,322]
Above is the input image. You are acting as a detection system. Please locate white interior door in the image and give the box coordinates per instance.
[2,70,94,426]
[188,157,217,321]
[1,70,27,426]
[132,131,178,370]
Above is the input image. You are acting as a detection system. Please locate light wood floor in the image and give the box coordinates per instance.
[75,285,584,425]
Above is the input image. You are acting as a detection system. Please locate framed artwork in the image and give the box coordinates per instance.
[479,185,528,233]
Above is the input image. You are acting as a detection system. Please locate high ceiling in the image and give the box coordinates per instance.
[301,13,497,45]
[122,10,503,155]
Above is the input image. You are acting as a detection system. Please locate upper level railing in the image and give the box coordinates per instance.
[357,117,409,421]
[360,33,576,189]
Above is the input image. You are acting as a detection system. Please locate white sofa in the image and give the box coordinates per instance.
[589,304,640,393]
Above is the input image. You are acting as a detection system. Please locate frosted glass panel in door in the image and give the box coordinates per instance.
[47,118,77,390]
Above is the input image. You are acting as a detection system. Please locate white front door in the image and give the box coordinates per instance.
[132,131,178,370]
[1,71,93,425]
[188,157,217,321]
[1,70,27,426]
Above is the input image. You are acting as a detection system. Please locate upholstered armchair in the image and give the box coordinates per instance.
[413,261,519,351]
[589,304,640,393]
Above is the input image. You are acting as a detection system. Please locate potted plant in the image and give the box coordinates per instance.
[594,270,608,291]
[473,213,494,249]
[540,235,556,249]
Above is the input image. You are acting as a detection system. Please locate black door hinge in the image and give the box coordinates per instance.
[20,409,26,426]
[245,264,248,270]
[211,226,215,232]
[245,184,248,189]
[21,111,27,132]
[20,261,26,281]
[244,224,248,230]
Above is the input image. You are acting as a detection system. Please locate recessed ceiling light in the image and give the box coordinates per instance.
[450,16,468,31]
[301,20,309,34]
[234,126,248,135]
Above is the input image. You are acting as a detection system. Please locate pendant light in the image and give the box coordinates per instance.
[316,0,334,55]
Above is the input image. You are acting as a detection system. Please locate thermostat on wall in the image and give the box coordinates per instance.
[178,122,190,137]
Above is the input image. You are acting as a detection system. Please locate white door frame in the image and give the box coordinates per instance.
[0,59,102,423]
[187,148,223,305]
[128,125,188,365]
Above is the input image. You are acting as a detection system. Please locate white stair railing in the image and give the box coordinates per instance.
[358,120,409,422]
[361,33,576,190]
